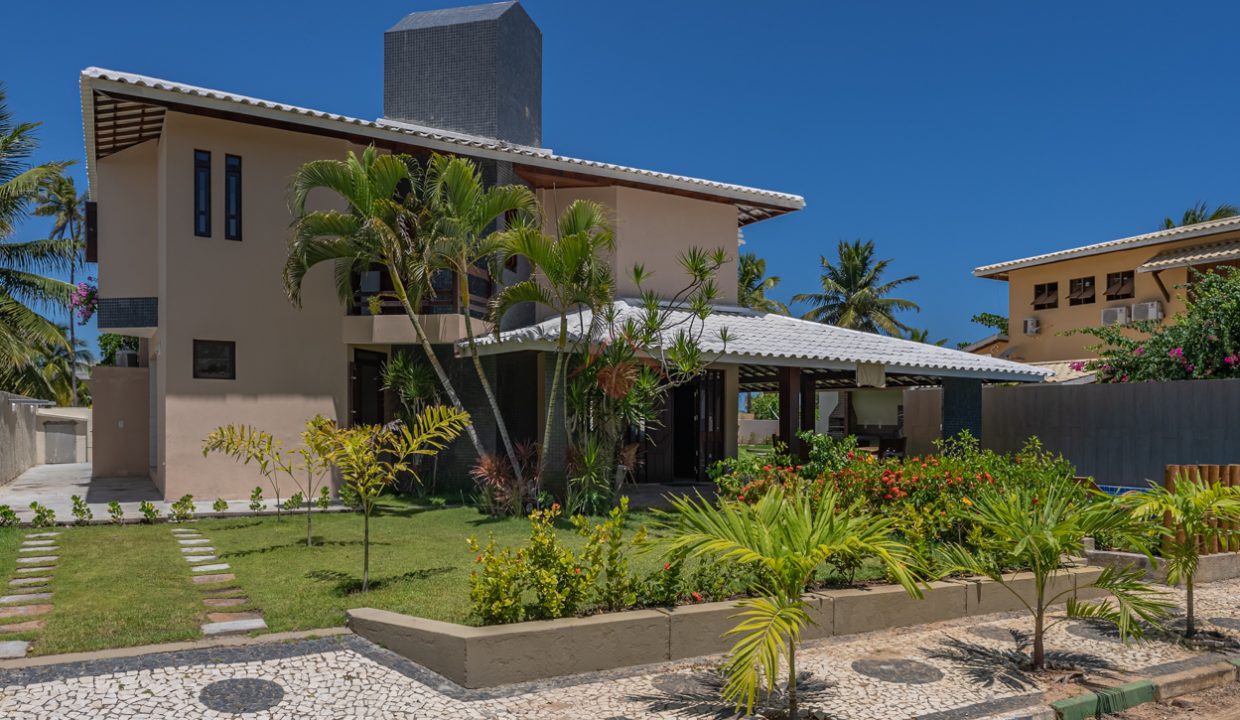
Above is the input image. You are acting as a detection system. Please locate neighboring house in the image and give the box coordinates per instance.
[82,1,1046,499]
[974,216,1240,366]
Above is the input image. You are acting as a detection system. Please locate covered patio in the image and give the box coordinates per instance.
[470,301,1051,483]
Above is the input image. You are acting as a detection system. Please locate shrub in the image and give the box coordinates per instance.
[107,500,124,524]
[466,535,526,625]
[282,492,305,511]
[138,500,160,524]
[28,502,55,528]
[573,497,645,611]
[0,505,18,527]
[71,495,92,525]
[249,487,266,513]
[212,498,228,513]
[316,486,331,509]
[170,495,195,523]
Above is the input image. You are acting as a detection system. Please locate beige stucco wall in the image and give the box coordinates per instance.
[35,407,91,464]
[537,185,739,308]
[154,112,354,498]
[89,367,150,478]
[0,393,39,485]
[996,231,1240,362]
[96,139,159,300]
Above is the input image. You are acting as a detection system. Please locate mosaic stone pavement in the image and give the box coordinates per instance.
[2,578,1240,720]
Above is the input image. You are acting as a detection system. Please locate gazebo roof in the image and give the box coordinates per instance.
[468,301,1051,385]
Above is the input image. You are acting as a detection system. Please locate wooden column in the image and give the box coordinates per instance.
[798,373,817,461]
[777,366,801,458]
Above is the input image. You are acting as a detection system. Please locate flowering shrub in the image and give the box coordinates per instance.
[69,278,98,325]
[1073,267,1240,383]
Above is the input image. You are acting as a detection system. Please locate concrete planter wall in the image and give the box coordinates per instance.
[1086,547,1240,584]
[347,565,1108,688]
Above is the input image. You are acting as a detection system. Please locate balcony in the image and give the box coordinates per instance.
[342,267,494,345]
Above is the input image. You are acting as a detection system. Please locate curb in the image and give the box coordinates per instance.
[1049,658,1239,719]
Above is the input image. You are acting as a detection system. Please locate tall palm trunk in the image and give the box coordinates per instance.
[362,507,371,592]
[458,271,523,482]
[67,219,77,406]
[387,265,485,457]
[787,641,798,717]
[1185,574,1196,637]
[538,313,569,493]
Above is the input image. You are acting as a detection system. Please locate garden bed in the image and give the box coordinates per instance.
[1085,547,1240,584]
[347,565,1107,688]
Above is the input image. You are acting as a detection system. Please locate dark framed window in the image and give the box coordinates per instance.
[224,154,242,241]
[1068,276,1096,306]
[193,340,235,380]
[194,150,211,237]
[1105,270,1135,301]
[1032,282,1058,310]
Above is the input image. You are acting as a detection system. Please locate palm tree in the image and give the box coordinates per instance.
[493,200,614,485]
[660,487,921,717]
[425,154,537,481]
[1116,469,1240,637]
[0,84,73,377]
[906,327,947,346]
[792,239,919,335]
[938,473,1173,670]
[0,327,92,405]
[737,252,787,314]
[286,146,485,458]
[1162,202,1239,229]
[34,174,87,405]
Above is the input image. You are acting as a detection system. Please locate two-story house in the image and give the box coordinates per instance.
[84,1,1044,499]
[973,215,1240,380]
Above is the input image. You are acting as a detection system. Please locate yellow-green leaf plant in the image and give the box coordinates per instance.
[328,405,470,591]
[202,415,336,545]
[1116,468,1240,637]
[936,472,1174,670]
[658,487,922,718]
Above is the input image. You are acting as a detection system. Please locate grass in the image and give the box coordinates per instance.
[0,494,886,656]
[739,443,775,461]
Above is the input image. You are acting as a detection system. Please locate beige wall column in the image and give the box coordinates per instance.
[89,367,150,479]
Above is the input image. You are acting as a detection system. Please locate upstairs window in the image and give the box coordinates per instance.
[1068,276,1096,306]
[194,150,211,237]
[1105,270,1135,300]
[193,340,235,380]
[1032,282,1058,310]
[224,154,242,241]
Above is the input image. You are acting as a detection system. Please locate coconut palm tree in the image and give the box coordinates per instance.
[1162,202,1239,229]
[0,327,92,405]
[425,154,538,480]
[660,487,921,717]
[286,146,485,457]
[792,239,919,335]
[737,252,788,314]
[1116,469,1240,637]
[492,200,614,484]
[34,174,87,404]
[0,84,73,377]
[906,327,948,346]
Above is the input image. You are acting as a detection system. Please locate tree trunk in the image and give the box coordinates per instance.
[787,641,798,718]
[1186,574,1196,637]
[388,266,485,458]
[362,508,370,592]
[458,273,523,483]
[305,477,313,547]
[538,314,570,496]
[1032,605,1045,670]
[68,237,78,407]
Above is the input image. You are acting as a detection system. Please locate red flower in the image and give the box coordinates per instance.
[691,591,703,603]
[475,554,482,563]
[663,563,671,571]
[574,567,582,574]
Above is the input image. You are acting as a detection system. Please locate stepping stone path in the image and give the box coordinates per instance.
[0,531,61,658]
[168,526,267,638]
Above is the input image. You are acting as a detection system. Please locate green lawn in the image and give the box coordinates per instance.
[0,495,883,656]
[738,443,774,461]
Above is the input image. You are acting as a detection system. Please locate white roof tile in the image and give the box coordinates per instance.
[472,301,1050,382]
[1137,237,1240,273]
[80,67,804,215]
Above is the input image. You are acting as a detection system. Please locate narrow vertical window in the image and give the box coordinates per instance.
[194,150,211,237]
[224,154,242,241]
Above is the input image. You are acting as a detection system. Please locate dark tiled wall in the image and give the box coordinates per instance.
[941,377,983,441]
[97,297,158,329]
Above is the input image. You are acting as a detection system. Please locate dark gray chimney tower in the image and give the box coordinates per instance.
[384,1,542,147]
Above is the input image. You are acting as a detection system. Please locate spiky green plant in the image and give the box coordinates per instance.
[1116,469,1240,637]
[937,473,1174,669]
[659,488,921,717]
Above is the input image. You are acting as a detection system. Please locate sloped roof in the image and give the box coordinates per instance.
[974,215,1240,279]
[388,1,518,31]
[470,301,1050,383]
[79,68,803,224]
[1137,237,1240,273]
[1028,360,1095,385]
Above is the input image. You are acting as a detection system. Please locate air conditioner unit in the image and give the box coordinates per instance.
[1101,306,1129,326]
[115,350,139,368]
[1023,317,1040,335]
[1131,301,1164,322]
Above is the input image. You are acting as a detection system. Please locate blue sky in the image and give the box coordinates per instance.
[6,0,1240,353]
